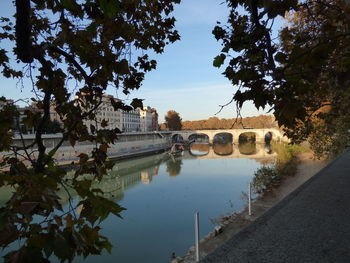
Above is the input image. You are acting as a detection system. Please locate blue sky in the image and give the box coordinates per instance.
[0,0,273,122]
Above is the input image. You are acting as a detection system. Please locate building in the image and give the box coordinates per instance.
[151,108,159,131]
[139,106,153,132]
[122,108,140,132]
[49,104,62,124]
[7,93,158,134]
[81,94,123,133]
[13,103,63,134]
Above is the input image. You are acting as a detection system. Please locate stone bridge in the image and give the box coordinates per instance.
[171,128,288,144]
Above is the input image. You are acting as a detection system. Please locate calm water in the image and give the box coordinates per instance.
[0,143,276,263]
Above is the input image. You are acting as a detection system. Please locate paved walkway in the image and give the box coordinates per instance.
[201,150,350,263]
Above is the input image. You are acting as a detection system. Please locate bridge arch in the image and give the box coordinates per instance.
[171,134,184,143]
[188,133,210,144]
[213,132,233,144]
[238,131,256,143]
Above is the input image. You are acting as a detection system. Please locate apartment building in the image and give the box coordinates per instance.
[122,109,140,132]
[6,94,157,134]
[81,95,158,133]
[139,106,153,132]
[82,94,123,133]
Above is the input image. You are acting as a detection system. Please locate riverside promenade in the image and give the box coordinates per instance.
[201,150,350,263]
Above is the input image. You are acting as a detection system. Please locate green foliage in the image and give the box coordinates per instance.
[213,54,226,67]
[214,0,350,158]
[0,98,16,151]
[252,166,279,194]
[271,142,305,163]
[252,143,301,194]
[0,0,180,262]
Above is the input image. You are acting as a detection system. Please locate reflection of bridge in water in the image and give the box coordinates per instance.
[1,147,277,208]
[188,143,276,159]
[33,143,278,206]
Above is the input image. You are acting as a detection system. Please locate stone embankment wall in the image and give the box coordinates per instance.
[1,132,172,163]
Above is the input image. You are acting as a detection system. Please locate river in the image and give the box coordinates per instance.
[0,142,276,263]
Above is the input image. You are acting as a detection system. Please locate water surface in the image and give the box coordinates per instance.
[80,144,274,263]
[0,143,276,263]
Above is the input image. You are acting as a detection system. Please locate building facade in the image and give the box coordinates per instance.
[139,106,153,132]
[151,108,159,131]
[82,94,123,133]
[6,94,157,135]
[122,109,140,132]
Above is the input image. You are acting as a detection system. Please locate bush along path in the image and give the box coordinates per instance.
[251,143,306,195]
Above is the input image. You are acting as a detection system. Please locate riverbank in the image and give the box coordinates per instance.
[57,146,170,168]
[176,151,328,263]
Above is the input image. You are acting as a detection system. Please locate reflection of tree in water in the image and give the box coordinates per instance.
[166,158,183,177]
[153,166,159,176]
[213,143,233,155]
[238,141,257,155]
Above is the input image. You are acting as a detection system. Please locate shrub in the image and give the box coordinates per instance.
[252,143,304,194]
[252,165,280,194]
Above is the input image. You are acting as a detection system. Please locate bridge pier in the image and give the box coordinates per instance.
[255,135,265,144]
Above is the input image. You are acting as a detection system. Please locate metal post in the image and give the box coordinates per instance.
[248,183,252,216]
[194,212,200,262]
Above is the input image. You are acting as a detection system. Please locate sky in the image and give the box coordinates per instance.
[0,0,274,122]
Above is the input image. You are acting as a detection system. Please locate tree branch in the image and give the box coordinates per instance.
[15,0,33,63]
[48,45,91,83]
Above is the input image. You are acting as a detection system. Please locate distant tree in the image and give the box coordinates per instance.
[206,117,220,129]
[165,110,182,130]
[181,115,275,130]
[159,123,167,130]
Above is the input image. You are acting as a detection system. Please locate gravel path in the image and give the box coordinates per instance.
[201,150,350,263]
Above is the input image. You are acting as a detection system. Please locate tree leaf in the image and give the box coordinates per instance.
[213,54,226,67]
[130,98,143,109]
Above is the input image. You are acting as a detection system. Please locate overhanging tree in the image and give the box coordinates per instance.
[213,0,350,157]
[0,0,180,262]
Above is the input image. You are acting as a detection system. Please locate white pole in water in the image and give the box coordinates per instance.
[194,212,200,262]
[248,183,252,216]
